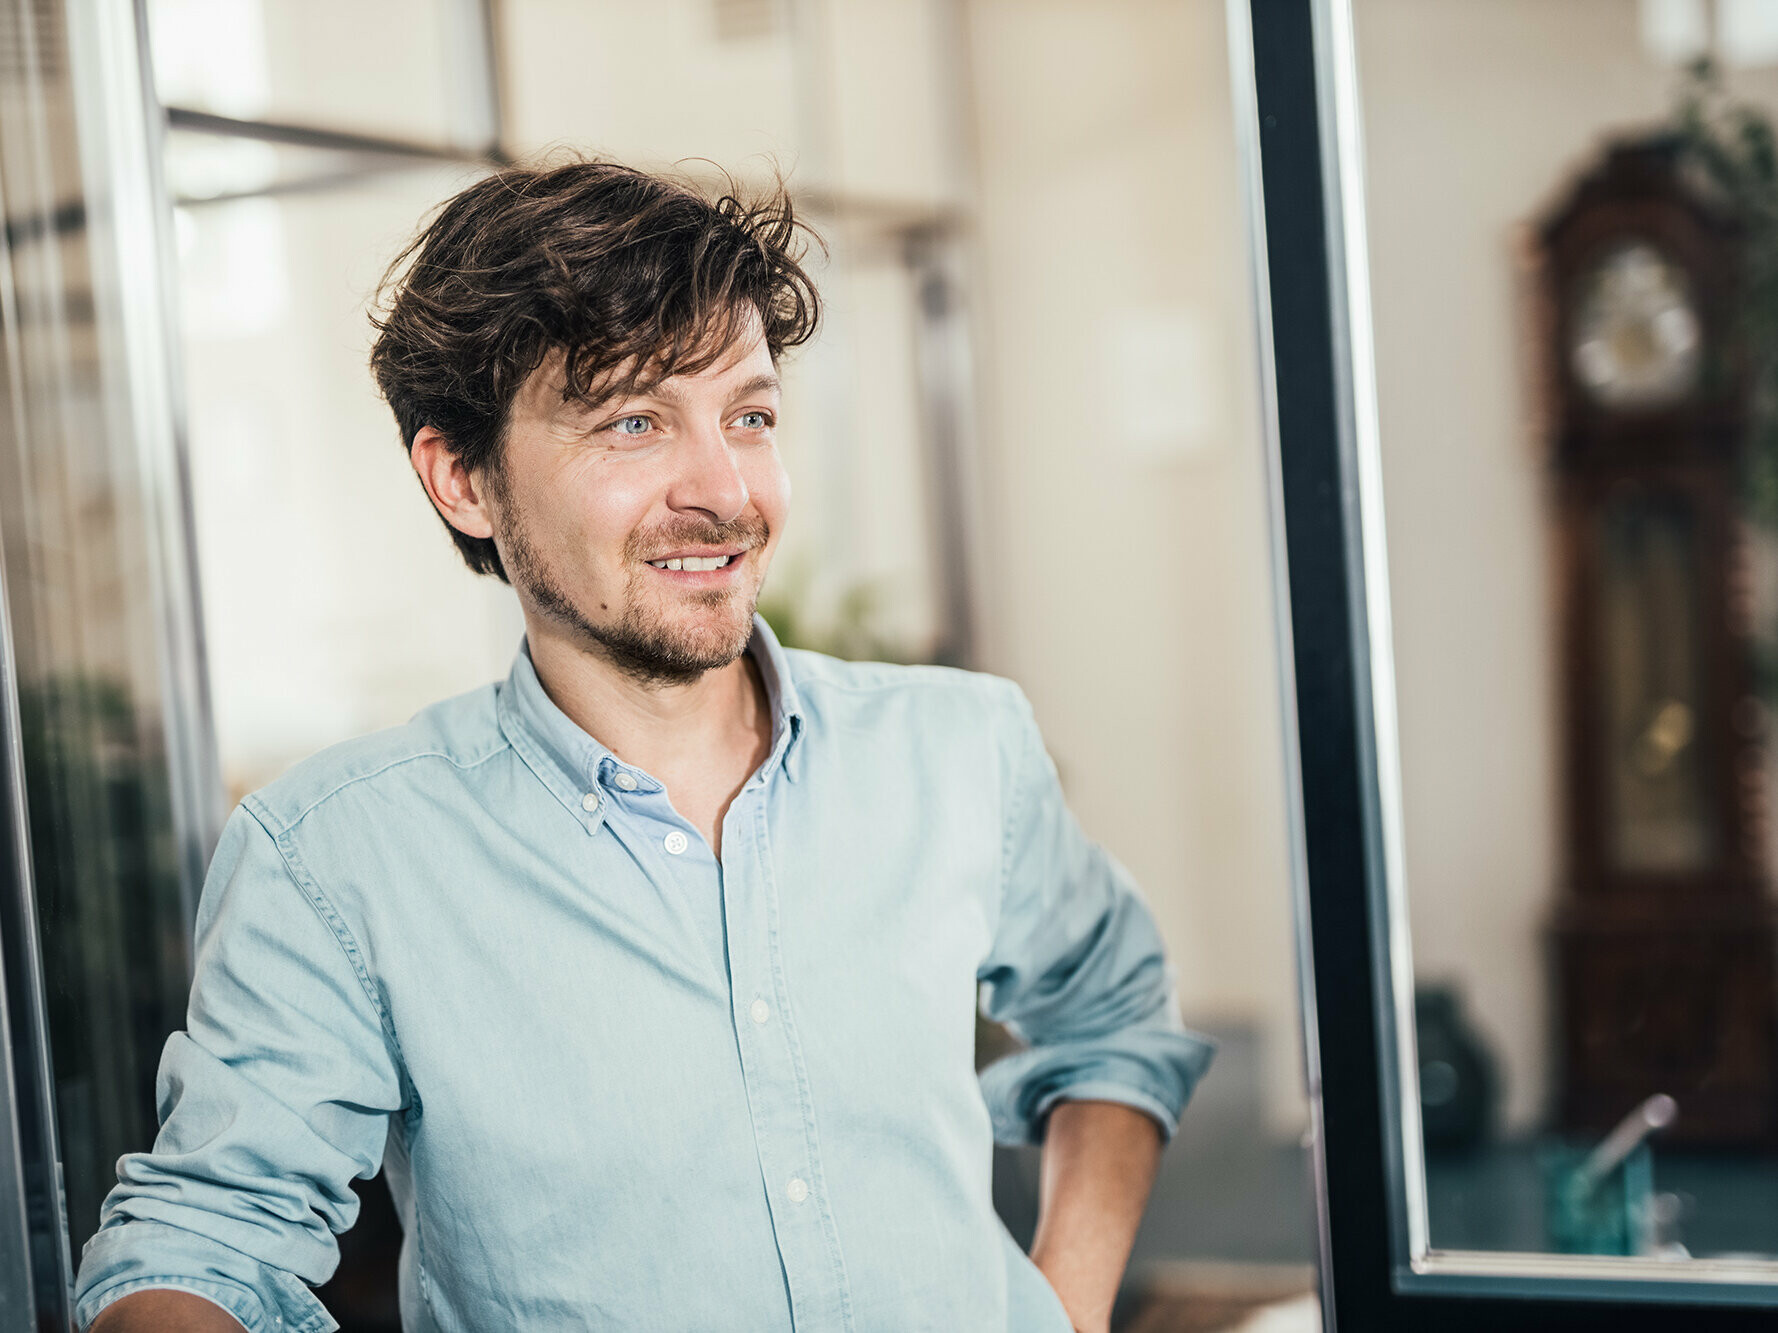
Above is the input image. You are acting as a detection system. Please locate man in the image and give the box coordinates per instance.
[75,161,1213,1333]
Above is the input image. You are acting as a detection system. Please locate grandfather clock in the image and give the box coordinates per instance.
[1542,138,1778,1146]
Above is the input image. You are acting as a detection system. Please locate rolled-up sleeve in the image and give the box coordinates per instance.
[976,681,1215,1147]
[74,800,405,1333]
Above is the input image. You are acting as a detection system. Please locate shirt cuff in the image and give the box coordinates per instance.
[978,1030,1217,1148]
[77,1275,269,1333]
[76,1217,339,1333]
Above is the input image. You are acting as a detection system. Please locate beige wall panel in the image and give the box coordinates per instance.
[964,0,1302,1133]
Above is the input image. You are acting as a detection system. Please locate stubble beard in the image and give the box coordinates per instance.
[494,483,769,687]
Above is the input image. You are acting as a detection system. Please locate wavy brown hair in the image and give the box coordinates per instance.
[369,158,823,582]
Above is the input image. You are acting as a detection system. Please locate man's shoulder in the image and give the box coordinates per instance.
[242,680,509,837]
[782,648,1027,730]
[783,646,1009,697]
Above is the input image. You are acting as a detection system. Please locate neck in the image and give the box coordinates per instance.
[524,617,771,777]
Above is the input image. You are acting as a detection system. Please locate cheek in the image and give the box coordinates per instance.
[574,467,656,557]
[750,453,791,529]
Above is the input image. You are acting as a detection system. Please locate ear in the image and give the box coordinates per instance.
[410,425,496,540]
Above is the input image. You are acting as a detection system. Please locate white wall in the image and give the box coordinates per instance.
[178,169,524,805]
[962,0,1302,1134]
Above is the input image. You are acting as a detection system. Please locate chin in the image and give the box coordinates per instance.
[625,594,757,672]
[674,606,757,661]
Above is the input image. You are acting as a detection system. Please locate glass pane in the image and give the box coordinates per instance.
[0,0,194,1302]
[1350,0,1778,1282]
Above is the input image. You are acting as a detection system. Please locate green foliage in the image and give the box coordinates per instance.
[1676,57,1778,527]
[755,558,914,663]
[1674,60,1778,702]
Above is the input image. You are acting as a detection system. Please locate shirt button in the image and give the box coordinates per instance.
[580,792,600,812]
[750,998,771,1025]
[786,1177,809,1203]
[663,830,689,855]
[613,772,638,791]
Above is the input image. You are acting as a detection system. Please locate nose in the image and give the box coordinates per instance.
[667,419,749,525]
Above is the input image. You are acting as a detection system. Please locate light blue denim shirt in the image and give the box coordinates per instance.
[75,616,1214,1332]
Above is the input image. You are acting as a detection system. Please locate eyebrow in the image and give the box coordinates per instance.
[633,372,782,408]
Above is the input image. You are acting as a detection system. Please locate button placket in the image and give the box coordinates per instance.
[722,798,814,1321]
[720,791,852,1331]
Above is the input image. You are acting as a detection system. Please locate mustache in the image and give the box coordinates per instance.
[624,514,769,562]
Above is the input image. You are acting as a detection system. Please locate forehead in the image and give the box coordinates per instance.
[516,330,776,420]
[621,336,778,403]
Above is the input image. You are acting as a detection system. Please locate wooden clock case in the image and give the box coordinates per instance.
[1540,138,1778,1147]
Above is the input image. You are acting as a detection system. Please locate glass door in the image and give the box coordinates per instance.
[1237,0,1778,1325]
[0,0,222,1322]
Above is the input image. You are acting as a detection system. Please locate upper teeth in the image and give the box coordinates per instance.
[649,555,731,571]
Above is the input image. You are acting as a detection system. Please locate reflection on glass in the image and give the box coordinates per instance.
[1598,489,1715,873]
[0,0,195,1284]
[1351,0,1778,1286]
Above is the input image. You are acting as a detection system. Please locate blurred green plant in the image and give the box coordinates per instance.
[1673,59,1778,704]
[1675,58,1778,525]
[755,557,915,663]
[14,668,187,1254]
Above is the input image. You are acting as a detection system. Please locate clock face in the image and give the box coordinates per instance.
[1568,240,1703,412]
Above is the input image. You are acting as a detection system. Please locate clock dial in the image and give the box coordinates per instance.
[1568,240,1703,412]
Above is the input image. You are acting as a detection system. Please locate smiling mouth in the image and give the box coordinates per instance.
[646,553,737,572]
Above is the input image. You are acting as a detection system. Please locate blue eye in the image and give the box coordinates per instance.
[737,411,771,430]
[611,415,652,436]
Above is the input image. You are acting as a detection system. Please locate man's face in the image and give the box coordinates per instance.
[481,330,789,685]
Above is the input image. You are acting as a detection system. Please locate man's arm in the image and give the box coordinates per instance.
[90,1289,245,1332]
[74,802,403,1332]
[1029,1100,1164,1333]
[973,679,1213,1322]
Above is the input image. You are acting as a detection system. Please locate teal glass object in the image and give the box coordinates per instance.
[1542,1141,1656,1255]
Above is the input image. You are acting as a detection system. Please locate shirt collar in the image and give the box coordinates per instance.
[495,614,806,835]
[747,613,807,782]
